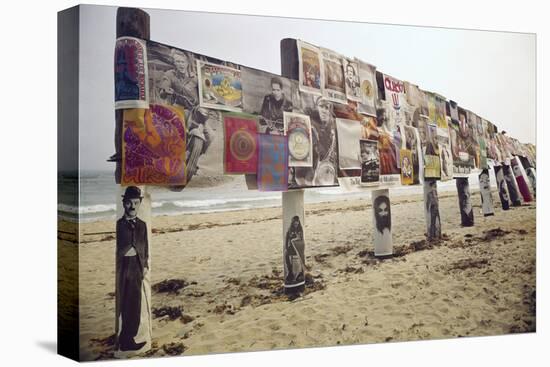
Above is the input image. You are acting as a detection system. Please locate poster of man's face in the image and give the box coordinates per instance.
[456,178,474,226]
[241,67,300,135]
[373,194,391,234]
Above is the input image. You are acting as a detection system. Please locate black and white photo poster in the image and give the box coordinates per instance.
[456,178,474,227]
[241,67,299,135]
[282,190,306,291]
[479,169,495,216]
[372,189,393,256]
[494,165,510,210]
[423,180,441,240]
[503,163,522,206]
[360,139,379,186]
[115,186,152,356]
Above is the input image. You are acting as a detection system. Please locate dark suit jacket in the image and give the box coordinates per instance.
[116,217,149,273]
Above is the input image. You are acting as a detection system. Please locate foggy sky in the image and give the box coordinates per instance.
[79,5,535,170]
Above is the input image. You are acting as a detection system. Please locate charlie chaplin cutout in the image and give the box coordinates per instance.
[478,169,495,216]
[494,165,510,211]
[115,186,150,352]
[456,177,474,227]
[424,180,441,240]
[372,189,393,256]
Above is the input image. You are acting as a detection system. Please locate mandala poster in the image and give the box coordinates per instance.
[115,37,149,109]
[257,134,289,191]
[355,59,377,116]
[297,40,323,95]
[223,113,258,174]
[284,112,313,167]
[197,60,243,112]
[320,48,347,104]
[378,130,400,185]
[122,105,186,186]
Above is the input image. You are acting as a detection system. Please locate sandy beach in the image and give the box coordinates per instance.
[59,189,536,361]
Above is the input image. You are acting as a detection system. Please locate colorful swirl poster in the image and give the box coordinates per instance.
[223,113,258,174]
[257,134,289,191]
[122,105,186,186]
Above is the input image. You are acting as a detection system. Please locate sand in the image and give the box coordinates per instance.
[59,189,536,361]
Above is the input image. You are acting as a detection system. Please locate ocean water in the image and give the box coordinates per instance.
[58,170,487,223]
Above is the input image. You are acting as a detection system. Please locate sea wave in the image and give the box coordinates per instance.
[58,203,117,214]
[58,195,281,215]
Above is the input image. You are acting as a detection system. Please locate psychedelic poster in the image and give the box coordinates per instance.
[320,48,347,104]
[400,149,414,185]
[284,112,313,167]
[197,60,243,112]
[378,130,400,185]
[122,105,186,186]
[424,123,441,180]
[355,59,377,116]
[343,58,362,102]
[223,113,258,174]
[115,37,149,110]
[297,40,322,95]
[257,134,288,191]
[359,139,379,186]
[336,118,362,170]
